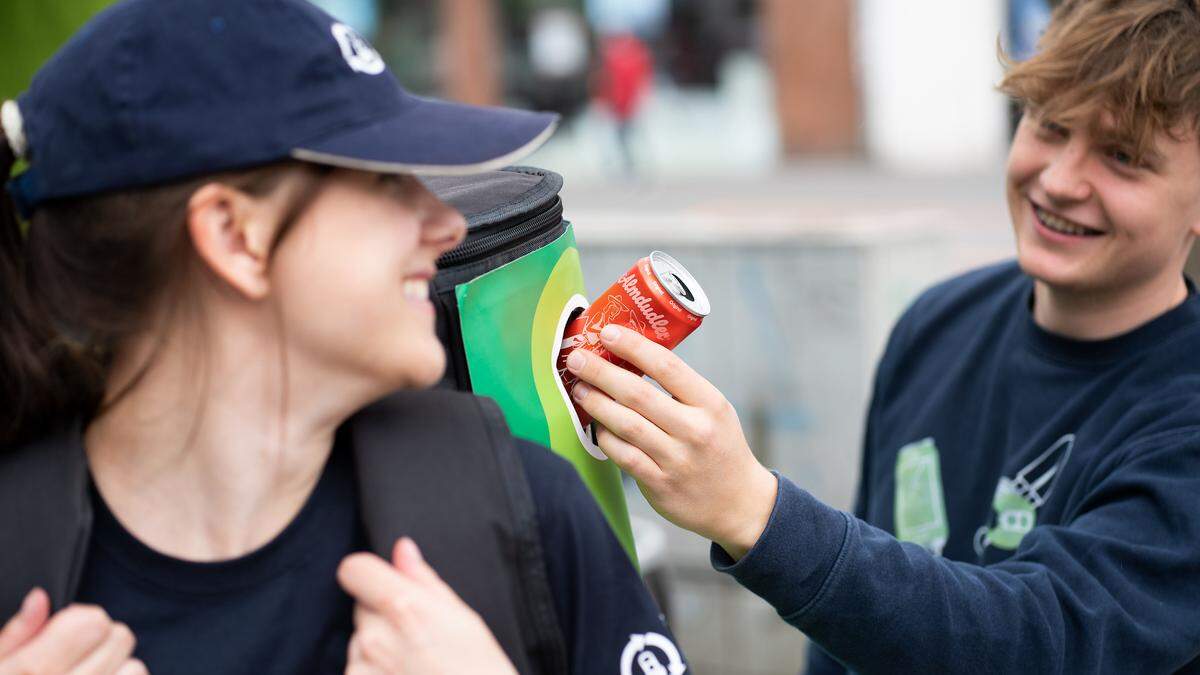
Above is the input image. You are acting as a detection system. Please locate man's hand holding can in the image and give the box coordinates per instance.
[557,251,710,428]
[565,324,778,561]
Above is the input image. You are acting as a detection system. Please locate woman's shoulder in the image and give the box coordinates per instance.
[511,439,593,509]
[510,438,622,543]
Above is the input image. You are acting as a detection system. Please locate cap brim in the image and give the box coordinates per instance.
[290,97,559,176]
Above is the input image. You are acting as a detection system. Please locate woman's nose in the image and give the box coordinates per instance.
[424,201,467,255]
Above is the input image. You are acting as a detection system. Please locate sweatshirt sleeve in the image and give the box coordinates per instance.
[802,290,909,675]
[713,429,1200,673]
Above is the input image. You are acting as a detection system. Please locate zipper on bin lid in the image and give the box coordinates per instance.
[650,251,710,317]
[437,198,563,267]
[428,167,566,267]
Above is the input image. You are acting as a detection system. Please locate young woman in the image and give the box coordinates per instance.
[0,1,683,673]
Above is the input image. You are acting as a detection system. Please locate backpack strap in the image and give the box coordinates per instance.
[0,429,92,619]
[348,389,568,675]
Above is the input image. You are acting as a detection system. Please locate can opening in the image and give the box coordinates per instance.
[649,250,710,317]
[663,272,695,302]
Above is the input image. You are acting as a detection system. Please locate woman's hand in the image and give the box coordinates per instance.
[566,324,778,560]
[337,538,517,675]
[0,589,147,675]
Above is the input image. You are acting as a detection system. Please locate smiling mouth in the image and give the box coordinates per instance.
[1032,203,1104,237]
[403,278,430,302]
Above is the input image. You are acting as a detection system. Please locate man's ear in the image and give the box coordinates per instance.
[186,183,280,300]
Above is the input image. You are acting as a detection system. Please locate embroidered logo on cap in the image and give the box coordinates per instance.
[331,23,385,75]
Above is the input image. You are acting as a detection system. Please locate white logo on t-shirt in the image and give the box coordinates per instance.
[620,632,686,675]
[331,22,385,75]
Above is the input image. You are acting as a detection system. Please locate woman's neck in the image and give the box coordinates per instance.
[84,320,374,562]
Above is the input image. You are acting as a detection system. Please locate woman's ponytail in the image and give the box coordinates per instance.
[0,126,69,446]
[0,121,323,448]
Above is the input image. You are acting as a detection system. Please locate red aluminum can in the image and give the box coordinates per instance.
[557,251,711,427]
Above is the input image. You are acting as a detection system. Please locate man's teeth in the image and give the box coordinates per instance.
[403,279,429,301]
[1035,206,1098,236]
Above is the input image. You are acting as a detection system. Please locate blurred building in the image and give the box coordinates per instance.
[350,0,1023,177]
[3,0,1044,178]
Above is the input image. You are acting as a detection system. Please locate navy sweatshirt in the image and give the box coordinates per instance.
[713,262,1200,674]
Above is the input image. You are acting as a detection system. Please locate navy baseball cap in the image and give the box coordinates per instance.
[5,0,559,215]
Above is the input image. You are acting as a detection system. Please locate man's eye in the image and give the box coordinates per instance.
[1040,120,1068,137]
[1107,148,1137,167]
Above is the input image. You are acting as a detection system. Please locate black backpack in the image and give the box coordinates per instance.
[0,389,569,674]
[425,166,567,391]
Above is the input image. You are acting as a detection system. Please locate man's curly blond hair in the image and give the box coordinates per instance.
[1000,0,1200,162]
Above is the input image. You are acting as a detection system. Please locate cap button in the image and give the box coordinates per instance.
[1,100,29,160]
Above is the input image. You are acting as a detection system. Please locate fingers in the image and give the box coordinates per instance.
[344,566,517,675]
[350,607,402,672]
[338,553,428,620]
[570,380,675,462]
[345,656,387,675]
[0,588,50,659]
[390,539,455,602]
[595,426,666,485]
[565,349,693,437]
[114,660,148,675]
[592,325,723,408]
[68,621,136,675]
[12,605,114,674]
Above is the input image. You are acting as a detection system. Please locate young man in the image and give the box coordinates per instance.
[564,0,1200,671]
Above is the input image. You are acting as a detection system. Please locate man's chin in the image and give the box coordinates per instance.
[1017,253,1102,297]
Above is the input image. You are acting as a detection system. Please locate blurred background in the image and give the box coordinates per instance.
[3,1,1199,673]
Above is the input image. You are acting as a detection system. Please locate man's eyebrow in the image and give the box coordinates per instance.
[1091,128,1165,164]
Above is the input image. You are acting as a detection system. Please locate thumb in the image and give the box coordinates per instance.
[0,588,50,659]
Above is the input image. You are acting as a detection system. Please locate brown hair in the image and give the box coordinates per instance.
[999,0,1200,162]
[0,129,325,447]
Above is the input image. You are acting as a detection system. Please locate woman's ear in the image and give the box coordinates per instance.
[186,183,280,300]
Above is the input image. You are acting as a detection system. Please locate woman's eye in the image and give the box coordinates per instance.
[378,173,414,192]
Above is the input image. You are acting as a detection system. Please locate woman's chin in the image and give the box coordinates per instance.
[390,343,448,391]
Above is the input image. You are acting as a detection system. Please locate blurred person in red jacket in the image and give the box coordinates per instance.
[597,33,652,170]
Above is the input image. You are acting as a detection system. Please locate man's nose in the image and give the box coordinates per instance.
[1039,141,1093,204]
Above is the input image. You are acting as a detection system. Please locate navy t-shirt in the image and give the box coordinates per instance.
[711,262,1200,673]
[77,437,683,674]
